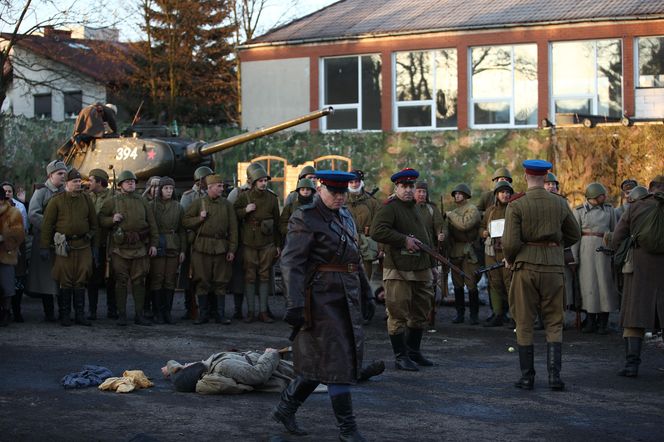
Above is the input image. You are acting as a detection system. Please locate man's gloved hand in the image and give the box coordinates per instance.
[39,248,51,261]
[283,307,304,328]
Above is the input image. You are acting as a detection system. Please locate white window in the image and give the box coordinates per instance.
[393,49,458,130]
[469,44,538,128]
[551,39,622,120]
[636,36,664,88]
[320,55,382,131]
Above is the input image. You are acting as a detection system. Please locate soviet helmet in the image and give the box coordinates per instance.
[628,185,648,202]
[296,178,316,191]
[493,180,514,194]
[585,182,607,199]
[545,172,559,184]
[298,165,317,179]
[248,164,270,185]
[117,170,137,184]
[492,167,513,183]
[193,166,214,181]
[245,162,265,179]
[451,183,472,198]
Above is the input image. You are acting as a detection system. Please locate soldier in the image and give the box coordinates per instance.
[183,174,238,324]
[71,102,118,144]
[503,159,580,391]
[612,175,664,377]
[99,170,158,326]
[86,168,115,319]
[572,183,619,334]
[27,160,67,322]
[40,168,98,326]
[479,181,514,327]
[477,167,513,215]
[446,183,481,324]
[279,178,315,237]
[272,170,372,441]
[371,168,435,371]
[0,190,25,326]
[616,178,638,220]
[347,170,382,280]
[284,165,317,207]
[2,182,28,322]
[149,177,186,324]
[544,172,559,194]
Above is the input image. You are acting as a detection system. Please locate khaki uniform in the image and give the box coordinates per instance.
[502,187,580,345]
[149,199,186,291]
[347,191,382,279]
[480,201,512,316]
[476,190,495,215]
[88,187,114,316]
[371,198,434,335]
[447,200,481,290]
[180,186,206,212]
[279,199,304,237]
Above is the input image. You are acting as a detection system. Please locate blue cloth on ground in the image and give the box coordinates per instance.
[62,365,113,389]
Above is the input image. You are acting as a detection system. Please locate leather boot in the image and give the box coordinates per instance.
[389,333,419,371]
[87,285,98,320]
[233,293,244,319]
[106,277,118,319]
[258,281,273,323]
[330,392,367,442]
[243,283,256,323]
[152,291,164,324]
[74,289,91,326]
[406,327,434,366]
[358,360,386,381]
[452,288,465,323]
[42,294,56,322]
[0,306,8,327]
[11,292,24,323]
[514,345,535,390]
[115,285,128,326]
[214,294,231,324]
[484,313,503,327]
[194,295,210,324]
[582,313,596,333]
[162,289,174,324]
[181,287,194,320]
[133,284,152,326]
[271,375,319,435]
[58,289,72,327]
[596,313,609,335]
[143,288,153,319]
[547,342,564,391]
[468,289,480,325]
[618,337,642,377]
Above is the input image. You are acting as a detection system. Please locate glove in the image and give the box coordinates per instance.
[92,247,99,267]
[283,307,304,328]
[39,248,51,261]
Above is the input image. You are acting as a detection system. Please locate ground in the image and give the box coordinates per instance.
[1,292,663,442]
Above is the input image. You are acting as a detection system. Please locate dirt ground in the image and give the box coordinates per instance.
[1,292,663,442]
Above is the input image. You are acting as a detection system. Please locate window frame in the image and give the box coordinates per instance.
[634,35,664,89]
[63,90,83,119]
[33,93,52,119]
[392,48,458,132]
[468,44,539,130]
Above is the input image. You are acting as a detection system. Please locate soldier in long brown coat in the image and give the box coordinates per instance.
[0,192,25,326]
[347,170,382,280]
[503,160,580,391]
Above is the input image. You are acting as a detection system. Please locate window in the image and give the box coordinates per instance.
[637,36,664,88]
[551,39,622,120]
[34,93,52,119]
[394,49,458,130]
[469,44,538,128]
[320,55,381,130]
[64,91,82,118]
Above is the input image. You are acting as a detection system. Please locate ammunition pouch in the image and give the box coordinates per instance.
[260,219,274,236]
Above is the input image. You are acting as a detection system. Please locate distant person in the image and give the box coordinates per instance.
[72,102,118,144]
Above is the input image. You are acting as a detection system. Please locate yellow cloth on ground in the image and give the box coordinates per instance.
[98,370,153,393]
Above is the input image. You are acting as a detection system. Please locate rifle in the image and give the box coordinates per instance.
[412,237,472,283]
[569,264,582,331]
[131,100,144,126]
[475,261,506,276]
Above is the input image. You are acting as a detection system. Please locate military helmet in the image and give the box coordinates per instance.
[628,186,648,202]
[492,167,513,182]
[117,170,137,184]
[585,182,607,199]
[245,162,265,179]
[545,172,559,184]
[296,178,316,191]
[451,183,472,198]
[298,165,317,179]
[193,166,214,181]
[248,164,270,185]
[493,180,514,194]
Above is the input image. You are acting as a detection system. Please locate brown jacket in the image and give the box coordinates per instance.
[0,203,25,266]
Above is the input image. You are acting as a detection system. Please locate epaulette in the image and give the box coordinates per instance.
[182,189,194,196]
[33,183,46,191]
[508,192,525,203]
[575,204,584,210]
[603,203,614,208]
[384,195,397,205]
[50,192,65,201]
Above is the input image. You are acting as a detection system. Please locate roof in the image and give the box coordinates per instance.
[247,0,664,46]
[1,32,133,83]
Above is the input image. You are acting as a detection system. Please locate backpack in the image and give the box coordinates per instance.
[636,192,664,254]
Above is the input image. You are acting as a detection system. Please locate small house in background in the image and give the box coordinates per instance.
[238,0,664,132]
[1,26,131,122]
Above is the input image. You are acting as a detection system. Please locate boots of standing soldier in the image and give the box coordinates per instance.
[406,327,434,366]
[582,313,597,333]
[514,345,535,390]
[42,294,56,322]
[233,293,244,320]
[162,289,174,324]
[58,289,72,327]
[215,294,231,324]
[152,290,164,324]
[106,279,118,319]
[596,313,609,335]
[452,287,465,323]
[0,298,10,326]
[271,375,319,436]
[484,292,504,327]
[133,284,152,326]
[618,337,643,377]
[547,342,565,391]
[87,285,98,320]
[389,333,419,371]
[258,281,274,323]
[11,292,24,323]
[143,288,153,320]
[73,288,91,326]
[330,392,367,442]
[194,295,210,324]
[181,287,193,320]
[468,289,480,325]
[243,283,256,323]
[115,285,128,326]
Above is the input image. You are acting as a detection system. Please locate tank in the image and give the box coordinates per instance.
[61,107,333,187]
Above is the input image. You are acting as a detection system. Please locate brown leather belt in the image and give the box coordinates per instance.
[582,231,604,238]
[526,241,559,247]
[318,263,359,273]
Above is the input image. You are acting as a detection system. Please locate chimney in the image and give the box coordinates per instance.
[43,26,72,39]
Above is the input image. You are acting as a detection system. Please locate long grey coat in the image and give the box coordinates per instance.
[572,202,619,313]
[281,196,371,384]
[612,193,664,329]
[26,180,62,295]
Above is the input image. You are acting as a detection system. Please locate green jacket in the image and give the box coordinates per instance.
[40,191,98,249]
[150,198,186,254]
[447,200,480,258]
[89,188,113,215]
[416,202,448,248]
[234,187,282,248]
[99,192,159,252]
[347,191,381,236]
[183,195,238,255]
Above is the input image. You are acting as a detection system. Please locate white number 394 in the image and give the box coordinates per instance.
[115,147,138,160]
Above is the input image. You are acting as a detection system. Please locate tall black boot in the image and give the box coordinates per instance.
[468,289,480,325]
[106,278,118,319]
[0,305,8,327]
[42,294,56,322]
[73,289,91,326]
[452,288,465,323]
[330,392,367,442]
[406,327,433,366]
[514,345,535,390]
[582,313,597,333]
[271,375,319,435]
[233,293,244,319]
[389,333,419,371]
[87,284,98,320]
[152,291,164,324]
[162,289,175,324]
[58,289,72,327]
[596,313,609,335]
[547,342,564,391]
[215,294,231,324]
[11,292,24,323]
[181,287,194,320]
[194,295,209,324]
[618,337,642,377]
[132,284,152,326]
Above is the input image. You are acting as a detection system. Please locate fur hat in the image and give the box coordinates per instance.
[46,160,67,175]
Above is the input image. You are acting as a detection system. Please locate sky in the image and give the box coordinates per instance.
[8,0,338,42]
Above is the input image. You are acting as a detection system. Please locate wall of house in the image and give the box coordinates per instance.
[241,57,311,131]
[635,88,664,118]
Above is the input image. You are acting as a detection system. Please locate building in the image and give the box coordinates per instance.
[1,26,129,122]
[238,0,664,132]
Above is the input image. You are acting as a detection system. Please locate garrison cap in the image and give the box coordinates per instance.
[316,170,356,193]
[206,174,223,185]
[88,168,109,181]
[66,168,81,181]
[46,160,67,175]
[522,159,552,176]
[391,168,419,184]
